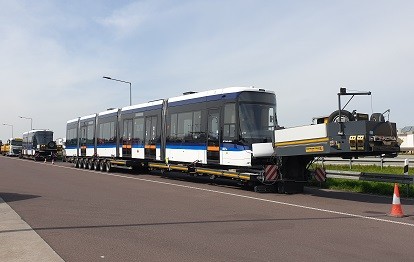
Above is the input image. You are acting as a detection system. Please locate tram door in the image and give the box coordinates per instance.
[145,116,157,159]
[122,119,133,158]
[207,109,220,164]
[80,125,87,156]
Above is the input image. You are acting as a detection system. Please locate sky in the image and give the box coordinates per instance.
[1,0,413,141]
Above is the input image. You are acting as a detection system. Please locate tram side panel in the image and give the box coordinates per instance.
[78,114,97,158]
[119,101,164,162]
[65,118,80,161]
[96,110,118,158]
[165,97,208,165]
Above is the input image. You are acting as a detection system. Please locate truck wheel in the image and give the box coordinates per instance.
[75,159,80,168]
[370,113,385,122]
[328,110,355,123]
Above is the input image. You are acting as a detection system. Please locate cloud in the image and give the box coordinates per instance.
[97,0,164,37]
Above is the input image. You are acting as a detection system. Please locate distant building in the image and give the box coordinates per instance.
[398,126,414,153]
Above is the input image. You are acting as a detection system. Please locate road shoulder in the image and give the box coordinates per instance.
[0,197,64,262]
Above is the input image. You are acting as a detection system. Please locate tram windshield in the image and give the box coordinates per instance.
[238,92,276,143]
[34,131,53,145]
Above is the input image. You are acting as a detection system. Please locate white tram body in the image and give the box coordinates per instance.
[67,86,277,168]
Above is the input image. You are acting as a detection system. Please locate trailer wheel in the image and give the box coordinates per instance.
[83,159,89,169]
[75,159,80,168]
[106,161,112,172]
[370,113,385,122]
[100,160,106,172]
[89,159,95,170]
[328,110,355,123]
[94,160,100,171]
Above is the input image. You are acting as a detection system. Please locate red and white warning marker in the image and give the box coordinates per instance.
[314,167,326,182]
[264,165,279,182]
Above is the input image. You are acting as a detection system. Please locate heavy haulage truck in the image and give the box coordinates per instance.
[0,138,23,156]
[66,87,399,193]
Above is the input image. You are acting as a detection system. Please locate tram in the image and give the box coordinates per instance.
[21,129,58,161]
[66,87,277,171]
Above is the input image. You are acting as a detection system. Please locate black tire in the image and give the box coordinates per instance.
[94,160,100,171]
[328,110,355,123]
[75,159,79,168]
[89,160,95,170]
[83,159,89,169]
[100,160,106,172]
[106,161,112,172]
[370,113,385,122]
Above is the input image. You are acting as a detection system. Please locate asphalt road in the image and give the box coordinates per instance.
[1,156,414,261]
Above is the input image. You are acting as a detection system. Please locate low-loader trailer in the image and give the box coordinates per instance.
[68,87,399,194]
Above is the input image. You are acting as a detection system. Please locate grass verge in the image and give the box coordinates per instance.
[309,164,414,198]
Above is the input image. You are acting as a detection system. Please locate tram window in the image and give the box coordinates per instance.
[170,113,178,138]
[123,120,133,140]
[87,124,94,144]
[193,111,201,139]
[99,122,115,144]
[145,116,158,141]
[66,128,77,146]
[224,103,236,138]
[268,108,275,130]
[133,117,144,143]
[170,111,202,142]
[178,112,192,140]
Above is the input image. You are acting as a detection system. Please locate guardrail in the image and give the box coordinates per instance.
[326,170,414,184]
[316,157,414,169]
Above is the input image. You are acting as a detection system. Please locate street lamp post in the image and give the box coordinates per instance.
[103,76,132,106]
[2,123,13,138]
[19,116,33,130]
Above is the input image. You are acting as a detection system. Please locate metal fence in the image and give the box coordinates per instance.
[313,156,414,185]
[315,157,413,169]
[325,170,414,185]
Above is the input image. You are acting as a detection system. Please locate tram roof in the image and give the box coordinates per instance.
[79,113,97,121]
[23,129,52,135]
[66,118,79,124]
[120,99,164,113]
[98,108,119,117]
[168,86,274,103]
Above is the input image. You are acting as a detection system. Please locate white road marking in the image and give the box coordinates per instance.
[53,163,414,228]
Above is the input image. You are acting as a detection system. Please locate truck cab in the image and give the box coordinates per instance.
[1,138,23,156]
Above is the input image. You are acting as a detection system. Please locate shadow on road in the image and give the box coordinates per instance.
[304,187,414,206]
[0,192,41,203]
[0,215,370,234]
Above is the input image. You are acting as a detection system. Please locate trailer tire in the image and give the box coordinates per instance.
[106,161,112,172]
[100,160,106,172]
[83,159,89,169]
[370,113,385,122]
[89,159,95,170]
[328,110,355,123]
[75,159,80,168]
[94,160,100,171]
